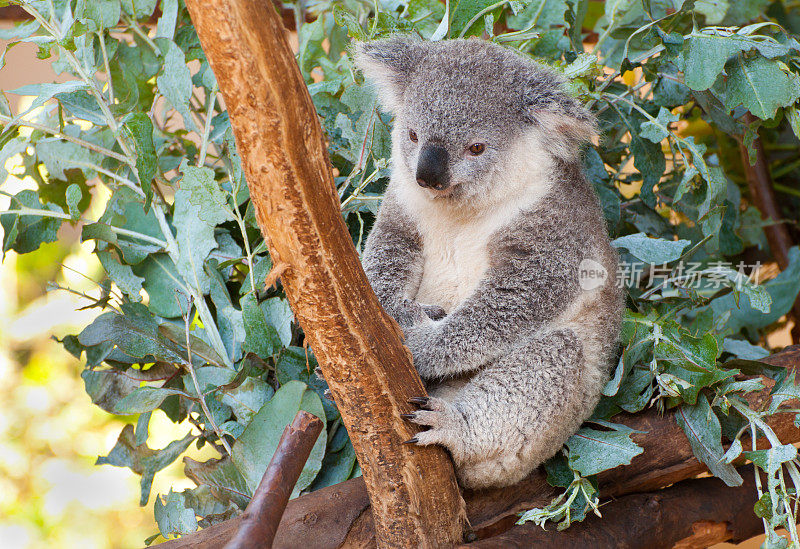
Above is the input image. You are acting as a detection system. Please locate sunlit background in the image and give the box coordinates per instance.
[0,20,210,548]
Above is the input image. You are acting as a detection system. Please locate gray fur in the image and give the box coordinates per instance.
[356,37,624,489]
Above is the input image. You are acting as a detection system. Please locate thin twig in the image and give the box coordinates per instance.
[197,88,217,167]
[0,115,129,163]
[181,295,233,456]
[98,31,115,104]
[0,208,168,247]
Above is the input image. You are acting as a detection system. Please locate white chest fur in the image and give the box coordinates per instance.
[413,208,504,312]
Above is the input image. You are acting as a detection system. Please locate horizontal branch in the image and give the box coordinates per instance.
[160,345,800,548]
[462,467,766,548]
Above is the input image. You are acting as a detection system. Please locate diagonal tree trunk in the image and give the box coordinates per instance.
[224,411,323,549]
[182,1,467,547]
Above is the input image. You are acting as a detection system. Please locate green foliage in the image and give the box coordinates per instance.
[2,0,800,544]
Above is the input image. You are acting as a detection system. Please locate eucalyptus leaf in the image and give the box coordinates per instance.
[711,247,800,333]
[725,55,800,120]
[172,162,231,294]
[184,456,251,509]
[676,394,743,486]
[125,113,157,210]
[96,424,195,505]
[113,386,187,415]
[154,489,198,538]
[156,41,197,132]
[565,423,643,477]
[1,190,63,255]
[683,29,795,91]
[78,309,185,363]
[65,183,82,220]
[97,250,144,301]
[612,232,690,264]
[231,381,326,497]
[240,293,281,359]
[120,0,157,20]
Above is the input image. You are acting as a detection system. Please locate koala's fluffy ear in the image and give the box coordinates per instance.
[353,36,424,113]
[522,75,597,159]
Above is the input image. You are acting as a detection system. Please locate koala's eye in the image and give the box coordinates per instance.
[468,143,486,156]
[409,130,418,143]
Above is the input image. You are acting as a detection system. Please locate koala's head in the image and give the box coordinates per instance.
[354,37,595,204]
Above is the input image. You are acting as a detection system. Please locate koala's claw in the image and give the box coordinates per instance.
[403,437,419,444]
[402,396,467,451]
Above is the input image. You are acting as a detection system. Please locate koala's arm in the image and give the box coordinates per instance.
[362,193,431,329]
[404,219,582,381]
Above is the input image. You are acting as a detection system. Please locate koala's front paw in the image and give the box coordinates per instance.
[401,396,467,455]
[394,298,431,330]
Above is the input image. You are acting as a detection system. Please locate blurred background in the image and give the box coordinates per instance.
[0,16,207,549]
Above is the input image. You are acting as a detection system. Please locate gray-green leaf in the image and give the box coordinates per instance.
[725,55,800,120]
[676,394,743,486]
[231,381,326,497]
[154,489,198,538]
[612,232,690,264]
[565,423,643,477]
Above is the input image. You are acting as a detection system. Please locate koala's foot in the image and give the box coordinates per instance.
[402,396,468,449]
[403,328,603,490]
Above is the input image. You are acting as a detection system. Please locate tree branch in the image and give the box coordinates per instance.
[224,411,323,549]
[182,1,467,546]
[461,467,768,548]
[158,346,800,548]
[739,114,800,343]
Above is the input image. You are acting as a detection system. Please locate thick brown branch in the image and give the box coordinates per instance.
[224,411,323,549]
[183,1,466,547]
[461,468,767,548]
[160,347,800,548]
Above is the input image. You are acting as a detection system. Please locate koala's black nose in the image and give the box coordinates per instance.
[416,144,450,190]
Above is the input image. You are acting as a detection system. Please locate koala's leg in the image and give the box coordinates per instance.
[406,328,593,489]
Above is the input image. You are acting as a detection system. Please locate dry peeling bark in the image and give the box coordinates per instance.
[160,347,800,548]
[182,0,467,546]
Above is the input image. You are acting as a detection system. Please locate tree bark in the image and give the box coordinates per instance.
[461,467,767,548]
[182,1,467,547]
[159,347,800,548]
[224,411,323,549]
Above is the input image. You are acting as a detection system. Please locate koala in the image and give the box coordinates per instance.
[354,36,624,490]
